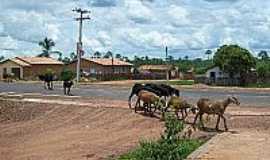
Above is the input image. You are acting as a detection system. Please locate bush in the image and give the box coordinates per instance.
[60,69,75,81]
[117,114,203,160]
[44,68,55,77]
[168,80,195,85]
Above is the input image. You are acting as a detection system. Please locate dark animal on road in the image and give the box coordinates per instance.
[160,84,180,96]
[63,81,74,95]
[38,75,54,90]
[193,96,240,131]
[128,83,161,108]
[128,83,180,108]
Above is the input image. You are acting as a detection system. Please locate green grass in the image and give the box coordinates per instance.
[168,80,195,86]
[246,83,270,88]
[118,139,203,160]
[115,114,204,160]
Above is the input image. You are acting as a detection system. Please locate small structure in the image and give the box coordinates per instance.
[0,57,64,80]
[67,58,133,80]
[137,64,179,79]
[205,66,240,85]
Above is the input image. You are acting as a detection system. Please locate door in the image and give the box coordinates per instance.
[210,72,216,83]
[11,67,21,79]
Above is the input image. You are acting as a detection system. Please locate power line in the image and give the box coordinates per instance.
[72,7,91,83]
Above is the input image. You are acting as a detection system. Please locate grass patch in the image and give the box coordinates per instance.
[168,80,195,86]
[246,83,270,88]
[116,114,204,160]
[118,139,203,160]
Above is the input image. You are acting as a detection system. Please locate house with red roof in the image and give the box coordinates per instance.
[0,57,64,80]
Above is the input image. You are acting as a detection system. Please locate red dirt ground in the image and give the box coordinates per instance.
[1,98,270,160]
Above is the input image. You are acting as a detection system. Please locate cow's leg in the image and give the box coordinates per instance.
[215,115,221,131]
[199,113,205,129]
[193,112,199,127]
[221,115,228,131]
[67,87,71,95]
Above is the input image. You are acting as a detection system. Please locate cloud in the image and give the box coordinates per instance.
[0,0,270,59]
[88,0,117,7]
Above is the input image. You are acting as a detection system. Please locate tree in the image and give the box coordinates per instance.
[93,51,101,58]
[0,56,4,61]
[184,55,189,61]
[103,51,113,58]
[70,52,77,61]
[213,44,256,85]
[258,50,269,61]
[167,55,174,62]
[115,53,122,59]
[256,62,270,83]
[37,37,56,57]
[205,49,212,60]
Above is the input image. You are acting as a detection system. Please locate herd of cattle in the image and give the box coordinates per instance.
[128,83,240,131]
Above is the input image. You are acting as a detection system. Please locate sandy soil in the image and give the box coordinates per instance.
[0,100,163,160]
[0,98,270,160]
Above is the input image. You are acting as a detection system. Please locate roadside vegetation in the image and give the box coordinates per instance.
[117,114,204,160]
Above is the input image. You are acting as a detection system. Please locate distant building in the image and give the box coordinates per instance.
[67,58,133,80]
[138,64,179,79]
[204,66,241,85]
[0,57,64,80]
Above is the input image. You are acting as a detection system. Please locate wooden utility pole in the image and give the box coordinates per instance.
[72,8,91,83]
[165,46,169,82]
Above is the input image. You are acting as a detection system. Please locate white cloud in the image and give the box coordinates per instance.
[0,0,270,58]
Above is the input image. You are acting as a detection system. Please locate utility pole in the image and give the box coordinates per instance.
[165,46,169,82]
[72,8,91,83]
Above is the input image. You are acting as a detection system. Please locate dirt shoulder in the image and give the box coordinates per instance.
[0,100,163,160]
[0,97,270,160]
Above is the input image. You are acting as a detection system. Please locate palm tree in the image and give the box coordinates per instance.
[115,53,122,59]
[103,51,113,58]
[93,51,102,58]
[184,55,189,61]
[258,50,269,61]
[37,37,55,57]
[0,56,4,61]
[70,52,77,61]
[205,49,212,60]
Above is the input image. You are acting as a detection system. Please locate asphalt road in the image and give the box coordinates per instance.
[0,82,270,107]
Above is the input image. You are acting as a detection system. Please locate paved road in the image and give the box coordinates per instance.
[0,82,270,107]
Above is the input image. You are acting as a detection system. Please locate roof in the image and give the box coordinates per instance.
[16,57,64,65]
[139,65,173,71]
[83,58,133,66]
[10,58,31,67]
[0,57,63,67]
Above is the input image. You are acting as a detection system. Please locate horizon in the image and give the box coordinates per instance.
[1,0,270,59]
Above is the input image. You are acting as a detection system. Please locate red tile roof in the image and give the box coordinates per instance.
[84,58,133,66]
[16,57,64,65]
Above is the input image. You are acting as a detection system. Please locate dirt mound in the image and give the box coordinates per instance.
[0,100,163,160]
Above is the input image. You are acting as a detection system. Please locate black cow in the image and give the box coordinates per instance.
[160,84,180,96]
[38,74,54,90]
[63,81,74,95]
[128,83,162,108]
[128,83,180,108]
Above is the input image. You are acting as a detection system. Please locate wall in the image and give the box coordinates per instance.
[0,60,23,79]
[68,59,132,75]
[23,64,64,80]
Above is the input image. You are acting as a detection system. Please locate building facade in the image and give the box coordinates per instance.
[67,58,133,79]
[0,57,64,80]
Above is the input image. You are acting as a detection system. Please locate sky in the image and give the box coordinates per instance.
[0,0,270,59]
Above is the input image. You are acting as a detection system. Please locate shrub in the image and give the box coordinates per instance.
[118,113,203,160]
[168,80,195,85]
[60,69,75,81]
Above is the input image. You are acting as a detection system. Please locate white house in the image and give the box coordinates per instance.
[205,66,240,82]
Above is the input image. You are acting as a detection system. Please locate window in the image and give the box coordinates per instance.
[90,68,96,74]
[3,68,7,75]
